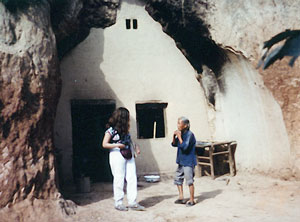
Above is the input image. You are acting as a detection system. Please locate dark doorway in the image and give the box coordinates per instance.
[71,100,115,183]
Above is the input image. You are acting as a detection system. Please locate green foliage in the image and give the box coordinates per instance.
[0,0,41,12]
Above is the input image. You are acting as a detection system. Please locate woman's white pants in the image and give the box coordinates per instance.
[109,150,137,206]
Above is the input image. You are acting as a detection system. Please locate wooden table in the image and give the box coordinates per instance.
[195,141,237,179]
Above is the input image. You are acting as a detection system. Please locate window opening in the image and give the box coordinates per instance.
[133,19,138,29]
[126,19,131,29]
[136,103,168,139]
[125,19,138,29]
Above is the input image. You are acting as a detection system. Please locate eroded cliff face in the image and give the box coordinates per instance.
[51,0,120,59]
[194,0,300,177]
[200,2,300,173]
[0,0,119,219]
[262,59,300,176]
[145,0,300,177]
[0,2,60,208]
[0,0,299,220]
[145,0,227,76]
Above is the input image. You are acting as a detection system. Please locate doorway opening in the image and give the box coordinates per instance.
[71,99,115,183]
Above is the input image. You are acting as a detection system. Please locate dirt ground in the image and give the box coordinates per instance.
[62,173,300,222]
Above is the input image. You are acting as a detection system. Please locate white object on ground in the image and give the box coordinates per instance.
[144,175,160,183]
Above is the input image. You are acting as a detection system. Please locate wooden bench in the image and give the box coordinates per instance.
[195,141,237,179]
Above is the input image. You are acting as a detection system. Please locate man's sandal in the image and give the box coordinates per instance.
[185,201,196,207]
[174,199,186,204]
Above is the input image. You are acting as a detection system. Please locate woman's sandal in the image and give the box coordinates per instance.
[185,201,196,207]
[174,199,186,204]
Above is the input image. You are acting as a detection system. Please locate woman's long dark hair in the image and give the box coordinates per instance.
[106,107,130,135]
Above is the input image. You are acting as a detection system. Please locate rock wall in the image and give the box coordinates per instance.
[213,53,290,175]
[193,0,300,177]
[0,0,299,220]
[145,0,300,178]
[0,2,60,208]
[261,59,300,177]
[51,0,120,59]
[0,0,120,218]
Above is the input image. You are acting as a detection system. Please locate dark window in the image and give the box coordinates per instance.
[136,103,168,139]
[133,19,138,29]
[126,19,138,29]
[126,19,131,29]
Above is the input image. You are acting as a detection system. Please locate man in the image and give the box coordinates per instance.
[172,116,197,207]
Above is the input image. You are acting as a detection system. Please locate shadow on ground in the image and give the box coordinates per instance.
[63,180,161,206]
[62,182,113,206]
[175,189,222,206]
[196,189,222,203]
[139,194,177,208]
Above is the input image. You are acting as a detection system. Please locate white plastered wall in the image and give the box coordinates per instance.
[213,53,291,172]
[55,0,292,184]
[55,0,211,184]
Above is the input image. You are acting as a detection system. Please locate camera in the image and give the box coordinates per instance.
[120,135,131,150]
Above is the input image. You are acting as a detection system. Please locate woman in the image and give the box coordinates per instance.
[102,107,145,211]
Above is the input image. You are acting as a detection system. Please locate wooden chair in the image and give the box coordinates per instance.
[196,141,237,179]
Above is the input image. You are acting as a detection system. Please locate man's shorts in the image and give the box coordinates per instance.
[174,165,195,186]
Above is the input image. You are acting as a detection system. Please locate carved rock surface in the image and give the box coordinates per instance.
[0,1,299,221]
[145,0,227,76]
[0,0,119,219]
[145,0,300,178]
[192,0,300,177]
[0,2,60,208]
[52,0,120,59]
[261,59,300,177]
